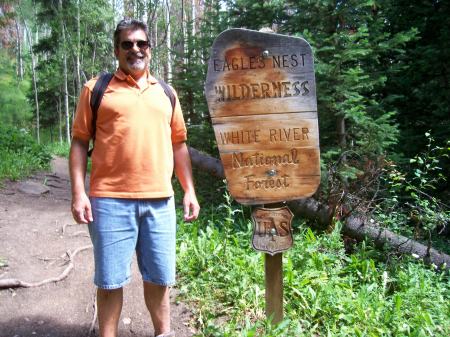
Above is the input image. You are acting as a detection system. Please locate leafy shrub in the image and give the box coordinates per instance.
[376,133,450,249]
[176,194,450,336]
[0,125,52,182]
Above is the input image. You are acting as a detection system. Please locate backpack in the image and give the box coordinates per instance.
[87,72,176,156]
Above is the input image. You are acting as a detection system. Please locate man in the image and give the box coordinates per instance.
[69,19,199,337]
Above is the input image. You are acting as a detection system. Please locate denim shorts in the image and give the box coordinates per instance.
[88,197,176,289]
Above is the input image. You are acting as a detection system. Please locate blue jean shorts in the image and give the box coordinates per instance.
[88,197,176,289]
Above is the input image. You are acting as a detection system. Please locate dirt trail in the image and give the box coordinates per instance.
[0,157,195,337]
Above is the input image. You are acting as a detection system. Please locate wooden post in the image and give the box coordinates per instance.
[252,206,292,323]
[265,252,283,323]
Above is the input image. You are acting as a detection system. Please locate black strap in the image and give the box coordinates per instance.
[87,73,175,157]
[88,72,114,157]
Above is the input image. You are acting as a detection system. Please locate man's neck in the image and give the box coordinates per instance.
[122,68,148,87]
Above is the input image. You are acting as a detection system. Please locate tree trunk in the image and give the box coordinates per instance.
[181,0,187,64]
[191,0,196,37]
[75,0,81,97]
[23,20,40,144]
[110,0,116,70]
[112,0,116,39]
[34,0,38,45]
[165,0,172,82]
[59,0,70,143]
[14,18,24,81]
[337,116,346,149]
[91,41,97,79]
[57,95,62,144]
[137,0,146,20]
[124,0,134,18]
[154,10,159,77]
[187,147,450,269]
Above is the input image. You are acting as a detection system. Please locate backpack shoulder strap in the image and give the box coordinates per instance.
[157,79,176,113]
[91,72,114,117]
[88,72,114,156]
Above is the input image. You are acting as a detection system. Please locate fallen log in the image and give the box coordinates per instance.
[188,146,450,269]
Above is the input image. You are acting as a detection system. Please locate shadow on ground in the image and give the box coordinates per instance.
[1,315,92,337]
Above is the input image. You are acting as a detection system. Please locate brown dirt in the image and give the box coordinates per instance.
[0,157,196,337]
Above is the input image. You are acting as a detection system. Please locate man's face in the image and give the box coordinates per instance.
[114,28,151,77]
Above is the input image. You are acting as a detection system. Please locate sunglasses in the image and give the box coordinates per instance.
[120,40,150,50]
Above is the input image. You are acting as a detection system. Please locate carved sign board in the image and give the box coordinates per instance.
[206,29,320,205]
[251,206,294,255]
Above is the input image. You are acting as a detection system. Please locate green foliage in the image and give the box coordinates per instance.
[381,0,450,161]
[187,122,218,156]
[0,125,52,182]
[30,0,115,137]
[0,51,32,127]
[176,195,450,336]
[172,0,228,125]
[45,141,70,158]
[376,133,450,246]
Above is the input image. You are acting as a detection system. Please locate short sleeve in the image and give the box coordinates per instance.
[72,84,94,141]
[170,89,188,144]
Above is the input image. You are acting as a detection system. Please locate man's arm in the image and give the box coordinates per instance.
[173,142,200,222]
[69,137,93,224]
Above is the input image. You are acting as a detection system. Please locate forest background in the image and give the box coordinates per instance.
[0,0,449,336]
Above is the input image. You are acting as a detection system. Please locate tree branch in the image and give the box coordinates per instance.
[0,245,92,289]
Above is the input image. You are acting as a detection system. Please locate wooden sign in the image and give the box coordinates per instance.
[251,206,294,255]
[205,28,320,205]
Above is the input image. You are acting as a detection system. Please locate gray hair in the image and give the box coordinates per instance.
[113,19,151,49]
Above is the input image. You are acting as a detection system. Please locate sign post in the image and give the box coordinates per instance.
[205,28,320,323]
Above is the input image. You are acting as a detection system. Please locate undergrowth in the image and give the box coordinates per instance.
[176,194,450,336]
[374,134,450,254]
[45,141,70,158]
[0,126,51,182]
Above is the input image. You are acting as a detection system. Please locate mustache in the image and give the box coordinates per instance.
[127,51,145,58]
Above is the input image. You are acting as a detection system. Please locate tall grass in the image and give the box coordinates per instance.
[176,194,450,336]
[0,149,48,181]
[45,142,70,158]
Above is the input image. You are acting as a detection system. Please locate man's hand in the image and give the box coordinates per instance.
[183,191,200,222]
[71,192,93,224]
[173,142,200,222]
[69,137,90,224]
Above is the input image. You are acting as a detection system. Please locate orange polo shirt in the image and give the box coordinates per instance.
[72,69,187,198]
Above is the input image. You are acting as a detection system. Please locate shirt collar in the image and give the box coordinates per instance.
[114,68,158,84]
